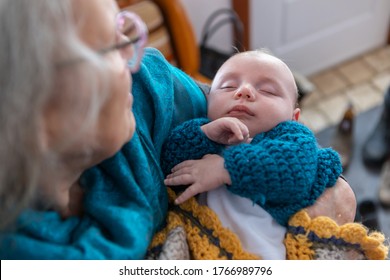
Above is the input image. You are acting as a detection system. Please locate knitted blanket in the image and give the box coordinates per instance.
[147,188,389,260]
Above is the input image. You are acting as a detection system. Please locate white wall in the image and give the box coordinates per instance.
[250,0,390,75]
[180,0,233,53]
[181,0,390,76]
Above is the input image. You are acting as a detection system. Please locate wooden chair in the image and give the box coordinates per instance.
[117,0,211,83]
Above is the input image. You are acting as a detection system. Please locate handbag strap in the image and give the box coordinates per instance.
[200,8,244,51]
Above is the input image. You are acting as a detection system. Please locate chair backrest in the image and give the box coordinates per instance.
[117,0,210,83]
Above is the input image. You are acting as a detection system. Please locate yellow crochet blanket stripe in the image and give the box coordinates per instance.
[149,188,259,259]
[285,210,389,260]
[149,188,389,260]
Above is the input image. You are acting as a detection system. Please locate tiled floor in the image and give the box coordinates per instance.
[299,45,390,133]
[298,44,390,241]
[315,105,390,243]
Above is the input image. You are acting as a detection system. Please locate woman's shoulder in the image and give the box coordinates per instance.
[144,47,164,56]
[142,47,168,64]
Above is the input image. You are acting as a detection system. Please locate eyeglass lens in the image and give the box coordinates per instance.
[116,11,147,72]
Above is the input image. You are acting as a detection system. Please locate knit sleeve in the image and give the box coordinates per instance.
[224,121,342,226]
[161,118,224,176]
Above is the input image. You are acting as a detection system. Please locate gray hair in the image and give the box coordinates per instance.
[0,0,110,228]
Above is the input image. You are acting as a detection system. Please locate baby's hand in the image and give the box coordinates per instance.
[164,154,231,204]
[201,117,249,145]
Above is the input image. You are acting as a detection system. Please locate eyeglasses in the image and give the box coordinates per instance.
[58,11,148,73]
[103,11,148,73]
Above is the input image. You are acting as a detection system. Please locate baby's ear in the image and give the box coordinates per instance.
[292,108,300,121]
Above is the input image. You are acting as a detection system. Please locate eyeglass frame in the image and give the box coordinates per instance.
[57,10,148,73]
[108,10,148,72]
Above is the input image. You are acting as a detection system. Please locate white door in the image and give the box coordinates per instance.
[250,0,390,75]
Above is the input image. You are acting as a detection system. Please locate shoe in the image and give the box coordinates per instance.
[293,71,315,103]
[362,87,390,168]
[356,200,380,231]
[332,103,354,170]
[379,157,390,209]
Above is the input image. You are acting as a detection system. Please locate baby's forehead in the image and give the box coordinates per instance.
[214,51,298,101]
[233,51,283,64]
[219,51,291,78]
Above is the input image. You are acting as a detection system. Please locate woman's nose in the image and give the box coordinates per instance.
[234,85,255,101]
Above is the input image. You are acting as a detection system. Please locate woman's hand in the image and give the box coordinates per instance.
[164,154,231,204]
[305,178,356,225]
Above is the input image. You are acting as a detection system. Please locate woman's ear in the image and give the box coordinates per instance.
[292,108,300,121]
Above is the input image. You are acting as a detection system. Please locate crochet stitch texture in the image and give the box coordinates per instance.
[161,118,223,175]
[161,119,342,226]
[148,188,389,260]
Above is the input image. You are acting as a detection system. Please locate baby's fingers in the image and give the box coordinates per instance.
[229,123,244,142]
[175,185,199,204]
[170,160,195,173]
[164,174,193,186]
[237,121,250,139]
[166,166,192,179]
[228,122,250,144]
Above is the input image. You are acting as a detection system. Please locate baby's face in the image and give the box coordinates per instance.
[208,52,300,136]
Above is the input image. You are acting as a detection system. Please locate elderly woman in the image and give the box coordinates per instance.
[0,0,368,259]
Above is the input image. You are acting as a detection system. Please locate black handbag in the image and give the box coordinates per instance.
[199,8,244,79]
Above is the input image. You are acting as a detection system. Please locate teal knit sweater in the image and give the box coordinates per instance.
[161,118,342,226]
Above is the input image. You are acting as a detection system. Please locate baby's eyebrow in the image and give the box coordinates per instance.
[256,78,292,97]
[216,74,239,85]
[218,71,239,80]
[256,75,277,84]
[257,76,283,88]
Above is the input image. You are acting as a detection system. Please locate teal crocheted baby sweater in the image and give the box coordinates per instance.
[161,118,342,226]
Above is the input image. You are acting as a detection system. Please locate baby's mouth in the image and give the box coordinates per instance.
[228,105,254,116]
